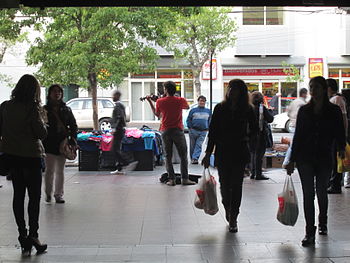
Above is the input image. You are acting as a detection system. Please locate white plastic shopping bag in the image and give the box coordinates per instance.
[277,174,299,226]
[194,168,219,215]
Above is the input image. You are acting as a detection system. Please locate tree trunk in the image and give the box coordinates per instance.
[194,73,201,98]
[88,72,99,130]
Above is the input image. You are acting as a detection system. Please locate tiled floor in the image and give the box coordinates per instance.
[0,163,350,262]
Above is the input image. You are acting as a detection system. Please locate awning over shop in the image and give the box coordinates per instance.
[221,56,306,68]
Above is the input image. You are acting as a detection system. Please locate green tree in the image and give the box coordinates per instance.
[26,7,172,129]
[165,7,237,96]
[282,61,303,83]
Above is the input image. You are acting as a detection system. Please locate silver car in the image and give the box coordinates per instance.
[66,97,130,131]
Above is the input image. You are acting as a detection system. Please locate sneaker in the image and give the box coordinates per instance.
[110,169,124,175]
[166,179,176,186]
[191,159,199,164]
[55,197,65,204]
[327,187,341,194]
[123,161,139,172]
[255,175,269,180]
[182,179,196,185]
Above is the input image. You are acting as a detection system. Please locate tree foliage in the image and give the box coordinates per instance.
[282,61,303,83]
[26,7,172,129]
[165,7,237,96]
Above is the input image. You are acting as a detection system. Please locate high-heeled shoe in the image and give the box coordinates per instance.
[18,236,32,255]
[30,237,47,254]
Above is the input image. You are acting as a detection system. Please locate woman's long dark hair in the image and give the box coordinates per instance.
[222,79,250,116]
[11,74,41,104]
[309,76,330,113]
[46,84,64,107]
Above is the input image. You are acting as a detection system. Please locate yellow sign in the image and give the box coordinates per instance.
[309,58,323,78]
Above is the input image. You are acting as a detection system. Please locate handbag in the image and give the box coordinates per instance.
[277,174,299,226]
[59,138,78,160]
[194,168,219,215]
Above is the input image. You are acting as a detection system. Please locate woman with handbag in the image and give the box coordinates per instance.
[202,79,258,233]
[286,76,346,246]
[0,74,48,255]
[249,91,274,180]
[43,84,77,204]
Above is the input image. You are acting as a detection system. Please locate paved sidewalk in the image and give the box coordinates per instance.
[0,164,350,263]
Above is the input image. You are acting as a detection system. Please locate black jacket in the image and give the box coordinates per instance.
[206,103,258,165]
[291,102,346,165]
[249,104,274,149]
[43,102,78,155]
[111,101,126,131]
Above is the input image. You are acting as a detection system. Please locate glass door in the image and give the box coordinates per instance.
[261,81,279,115]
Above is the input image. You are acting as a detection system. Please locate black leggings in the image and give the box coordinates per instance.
[10,157,42,238]
[217,161,246,219]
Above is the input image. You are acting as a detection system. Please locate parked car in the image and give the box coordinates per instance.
[183,102,218,131]
[271,112,292,133]
[66,97,130,131]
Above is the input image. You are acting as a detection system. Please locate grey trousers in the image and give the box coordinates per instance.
[161,128,188,180]
[45,153,66,199]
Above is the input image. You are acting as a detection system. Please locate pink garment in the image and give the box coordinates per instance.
[101,134,113,151]
[125,128,144,138]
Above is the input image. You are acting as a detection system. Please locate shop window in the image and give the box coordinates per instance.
[243,6,283,25]
[184,71,194,79]
[329,68,340,78]
[342,68,350,77]
[344,81,350,89]
[157,69,181,79]
[281,82,297,113]
[130,72,155,79]
[184,80,194,103]
[131,82,142,121]
[246,82,259,93]
[144,82,156,121]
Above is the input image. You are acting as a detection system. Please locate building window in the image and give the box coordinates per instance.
[243,6,283,25]
[157,69,181,79]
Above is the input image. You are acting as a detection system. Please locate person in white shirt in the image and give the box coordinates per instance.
[282,88,308,167]
[327,78,347,194]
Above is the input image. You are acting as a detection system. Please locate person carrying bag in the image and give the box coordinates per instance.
[43,84,78,204]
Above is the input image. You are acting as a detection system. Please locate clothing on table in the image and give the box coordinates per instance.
[142,131,156,150]
[156,96,188,131]
[100,134,113,152]
[125,128,144,138]
[161,128,188,180]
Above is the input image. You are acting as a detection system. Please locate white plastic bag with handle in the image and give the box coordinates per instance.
[194,168,219,215]
[277,174,299,226]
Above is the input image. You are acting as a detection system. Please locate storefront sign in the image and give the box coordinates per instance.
[223,68,288,76]
[309,58,323,78]
[202,59,217,80]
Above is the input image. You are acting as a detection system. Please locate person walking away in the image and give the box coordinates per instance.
[186,95,212,164]
[286,76,346,246]
[269,93,281,116]
[146,81,195,186]
[327,78,348,194]
[250,91,274,180]
[110,90,138,174]
[202,79,258,233]
[43,84,78,204]
[0,74,48,255]
[282,88,308,167]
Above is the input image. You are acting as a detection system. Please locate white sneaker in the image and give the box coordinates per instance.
[110,169,125,175]
[123,161,139,172]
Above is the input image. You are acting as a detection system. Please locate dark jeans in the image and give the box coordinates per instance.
[329,146,343,190]
[10,158,42,238]
[297,161,332,233]
[217,161,246,219]
[113,129,128,170]
[250,136,267,177]
[161,128,188,180]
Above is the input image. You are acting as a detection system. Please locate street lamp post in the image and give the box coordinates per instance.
[209,50,213,113]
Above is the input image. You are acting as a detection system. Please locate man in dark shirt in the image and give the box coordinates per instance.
[110,90,137,174]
